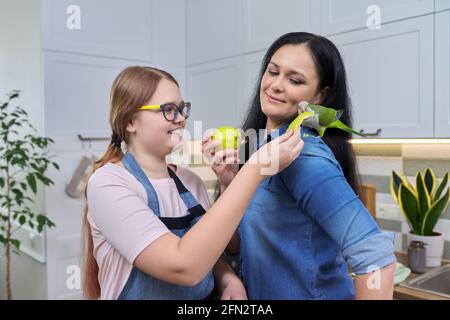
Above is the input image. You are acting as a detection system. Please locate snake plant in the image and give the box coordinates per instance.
[390,168,449,236]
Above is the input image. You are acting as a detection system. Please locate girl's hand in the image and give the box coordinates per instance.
[220,275,248,300]
[202,132,240,191]
[249,127,303,177]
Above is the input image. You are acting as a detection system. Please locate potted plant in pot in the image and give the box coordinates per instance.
[390,168,449,267]
[0,91,58,299]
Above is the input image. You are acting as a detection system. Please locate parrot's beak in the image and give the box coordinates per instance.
[297,101,310,114]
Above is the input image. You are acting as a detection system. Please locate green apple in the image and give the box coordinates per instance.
[211,126,241,150]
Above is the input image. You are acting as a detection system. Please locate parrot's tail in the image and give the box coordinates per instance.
[331,120,367,137]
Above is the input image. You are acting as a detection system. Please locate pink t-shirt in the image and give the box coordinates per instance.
[86,162,211,300]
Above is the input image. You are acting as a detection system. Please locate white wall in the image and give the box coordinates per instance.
[0,0,47,300]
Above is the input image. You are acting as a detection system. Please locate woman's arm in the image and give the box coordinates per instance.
[213,258,247,300]
[354,262,396,299]
[280,153,396,298]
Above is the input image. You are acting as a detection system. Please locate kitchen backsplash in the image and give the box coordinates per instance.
[172,140,450,260]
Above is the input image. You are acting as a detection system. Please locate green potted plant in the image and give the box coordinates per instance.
[390,168,449,267]
[0,91,58,299]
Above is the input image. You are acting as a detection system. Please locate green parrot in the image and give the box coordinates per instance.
[288,101,367,137]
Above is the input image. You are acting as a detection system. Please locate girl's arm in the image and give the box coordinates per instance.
[134,129,303,286]
[213,258,247,300]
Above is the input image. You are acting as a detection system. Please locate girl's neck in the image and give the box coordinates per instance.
[127,146,169,179]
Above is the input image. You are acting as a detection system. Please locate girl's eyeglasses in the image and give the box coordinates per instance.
[140,102,191,122]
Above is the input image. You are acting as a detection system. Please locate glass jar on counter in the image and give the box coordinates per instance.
[408,241,427,274]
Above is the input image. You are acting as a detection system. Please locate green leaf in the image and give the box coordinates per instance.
[12,188,23,199]
[19,215,26,225]
[52,162,60,170]
[36,214,55,231]
[8,91,20,100]
[35,173,53,186]
[434,172,449,203]
[399,184,421,234]
[390,171,402,204]
[9,238,21,250]
[26,174,37,193]
[390,171,412,204]
[424,168,435,195]
[20,182,28,191]
[416,172,431,223]
[0,177,4,189]
[422,189,450,235]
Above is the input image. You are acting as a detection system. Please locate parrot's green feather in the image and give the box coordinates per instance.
[330,120,366,137]
[318,127,327,137]
[287,111,314,131]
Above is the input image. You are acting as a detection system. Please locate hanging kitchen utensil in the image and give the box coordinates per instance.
[65,141,96,198]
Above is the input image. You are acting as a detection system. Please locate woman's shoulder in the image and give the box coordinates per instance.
[299,127,340,167]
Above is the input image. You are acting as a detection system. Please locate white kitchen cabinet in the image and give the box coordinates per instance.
[186,0,242,65]
[435,10,450,137]
[436,0,450,11]
[186,57,243,136]
[330,15,434,138]
[242,0,320,53]
[43,51,150,139]
[321,0,434,36]
[42,0,154,62]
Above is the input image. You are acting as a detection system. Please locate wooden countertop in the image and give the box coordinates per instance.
[394,252,450,300]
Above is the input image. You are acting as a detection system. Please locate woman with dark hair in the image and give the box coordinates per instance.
[202,32,396,299]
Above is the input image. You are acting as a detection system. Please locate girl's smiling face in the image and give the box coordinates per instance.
[126,78,186,157]
[260,44,326,128]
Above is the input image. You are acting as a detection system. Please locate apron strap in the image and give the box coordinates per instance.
[122,152,161,216]
[160,167,206,229]
[122,152,206,230]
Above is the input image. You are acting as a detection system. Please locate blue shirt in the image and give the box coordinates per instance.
[239,124,396,300]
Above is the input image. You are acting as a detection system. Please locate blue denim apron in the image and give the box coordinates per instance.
[118,152,215,300]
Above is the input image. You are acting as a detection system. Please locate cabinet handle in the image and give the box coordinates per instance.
[359,129,382,136]
[77,134,110,142]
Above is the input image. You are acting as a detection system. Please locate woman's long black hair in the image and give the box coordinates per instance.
[241,32,361,195]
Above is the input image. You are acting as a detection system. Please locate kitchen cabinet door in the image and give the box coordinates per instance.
[330,15,434,138]
[436,0,450,11]
[43,52,148,140]
[435,10,450,137]
[42,0,153,61]
[186,57,243,136]
[321,0,434,36]
[242,0,321,53]
[186,0,242,65]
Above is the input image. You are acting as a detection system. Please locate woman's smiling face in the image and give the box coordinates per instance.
[260,44,325,127]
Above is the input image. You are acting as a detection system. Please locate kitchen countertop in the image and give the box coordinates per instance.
[394,252,450,300]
